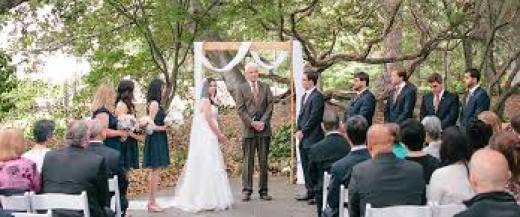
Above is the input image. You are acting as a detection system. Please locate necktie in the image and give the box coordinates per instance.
[466,91,472,105]
[252,82,259,103]
[393,86,401,103]
[434,93,440,114]
[302,92,308,106]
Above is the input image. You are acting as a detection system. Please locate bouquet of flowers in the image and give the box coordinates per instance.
[164,96,186,127]
[117,114,138,141]
[139,116,156,135]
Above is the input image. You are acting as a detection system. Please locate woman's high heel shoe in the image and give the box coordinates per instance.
[147,204,165,213]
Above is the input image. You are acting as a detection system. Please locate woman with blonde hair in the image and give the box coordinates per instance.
[91,84,128,154]
[478,111,502,134]
[0,129,41,193]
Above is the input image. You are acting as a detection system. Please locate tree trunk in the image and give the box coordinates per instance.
[0,0,28,13]
[462,38,473,69]
[377,0,403,99]
[443,43,450,87]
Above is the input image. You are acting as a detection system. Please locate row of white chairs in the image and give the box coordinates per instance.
[322,172,466,217]
[0,191,90,217]
[0,175,121,217]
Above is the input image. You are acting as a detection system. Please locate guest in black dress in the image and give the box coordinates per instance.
[143,79,170,212]
[91,84,128,154]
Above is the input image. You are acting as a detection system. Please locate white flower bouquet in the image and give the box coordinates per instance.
[164,96,186,127]
[139,116,156,135]
[117,114,139,141]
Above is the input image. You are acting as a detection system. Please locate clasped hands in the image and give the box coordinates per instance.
[251,121,265,132]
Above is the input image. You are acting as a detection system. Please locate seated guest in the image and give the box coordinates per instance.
[489,132,520,201]
[401,119,440,184]
[421,116,443,159]
[429,127,475,204]
[23,119,55,173]
[42,120,112,217]
[86,119,128,214]
[325,115,371,217]
[478,111,502,134]
[454,149,520,217]
[0,129,41,194]
[466,119,493,155]
[348,124,425,217]
[386,123,408,159]
[308,111,350,217]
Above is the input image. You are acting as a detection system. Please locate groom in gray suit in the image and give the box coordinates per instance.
[235,63,274,201]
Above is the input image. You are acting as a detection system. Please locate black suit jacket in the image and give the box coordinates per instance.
[297,88,325,148]
[86,142,126,206]
[461,87,490,127]
[420,90,460,129]
[326,148,371,216]
[454,192,520,217]
[309,133,350,217]
[384,83,417,124]
[42,146,109,217]
[348,153,426,217]
[344,90,376,125]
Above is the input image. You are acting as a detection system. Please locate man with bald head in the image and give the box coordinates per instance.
[454,149,520,217]
[348,124,426,217]
[235,62,274,201]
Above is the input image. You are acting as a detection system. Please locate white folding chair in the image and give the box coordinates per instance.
[12,211,53,217]
[0,192,31,212]
[339,185,349,217]
[108,175,122,217]
[29,191,90,217]
[432,203,466,217]
[322,172,332,211]
[365,203,433,217]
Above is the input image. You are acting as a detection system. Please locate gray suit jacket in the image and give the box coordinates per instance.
[348,153,426,217]
[235,81,274,138]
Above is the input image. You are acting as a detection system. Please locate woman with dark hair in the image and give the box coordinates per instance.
[116,79,140,170]
[489,132,520,201]
[115,79,140,217]
[466,119,493,154]
[428,127,475,204]
[143,78,170,212]
[170,77,232,212]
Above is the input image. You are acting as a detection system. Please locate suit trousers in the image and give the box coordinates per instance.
[299,145,314,197]
[242,136,270,195]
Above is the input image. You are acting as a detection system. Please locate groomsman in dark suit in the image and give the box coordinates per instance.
[461,68,490,127]
[344,72,376,126]
[420,73,460,129]
[295,71,325,204]
[384,70,417,124]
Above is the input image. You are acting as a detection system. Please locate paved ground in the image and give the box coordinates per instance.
[127,177,315,217]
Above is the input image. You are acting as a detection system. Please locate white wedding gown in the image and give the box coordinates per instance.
[169,100,234,212]
[127,100,233,212]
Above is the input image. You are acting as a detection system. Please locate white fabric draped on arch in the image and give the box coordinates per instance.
[193,40,306,184]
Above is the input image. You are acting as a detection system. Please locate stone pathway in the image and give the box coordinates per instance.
[127,177,315,217]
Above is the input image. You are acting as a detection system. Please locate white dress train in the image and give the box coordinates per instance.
[169,100,234,212]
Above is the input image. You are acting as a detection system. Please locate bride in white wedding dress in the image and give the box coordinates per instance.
[169,77,234,212]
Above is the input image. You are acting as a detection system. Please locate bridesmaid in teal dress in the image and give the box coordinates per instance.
[115,79,141,217]
[143,78,171,212]
[91,84,128,154]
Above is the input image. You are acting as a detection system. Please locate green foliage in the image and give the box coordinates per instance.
[0,52,18,121]
[270,123,292,160]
